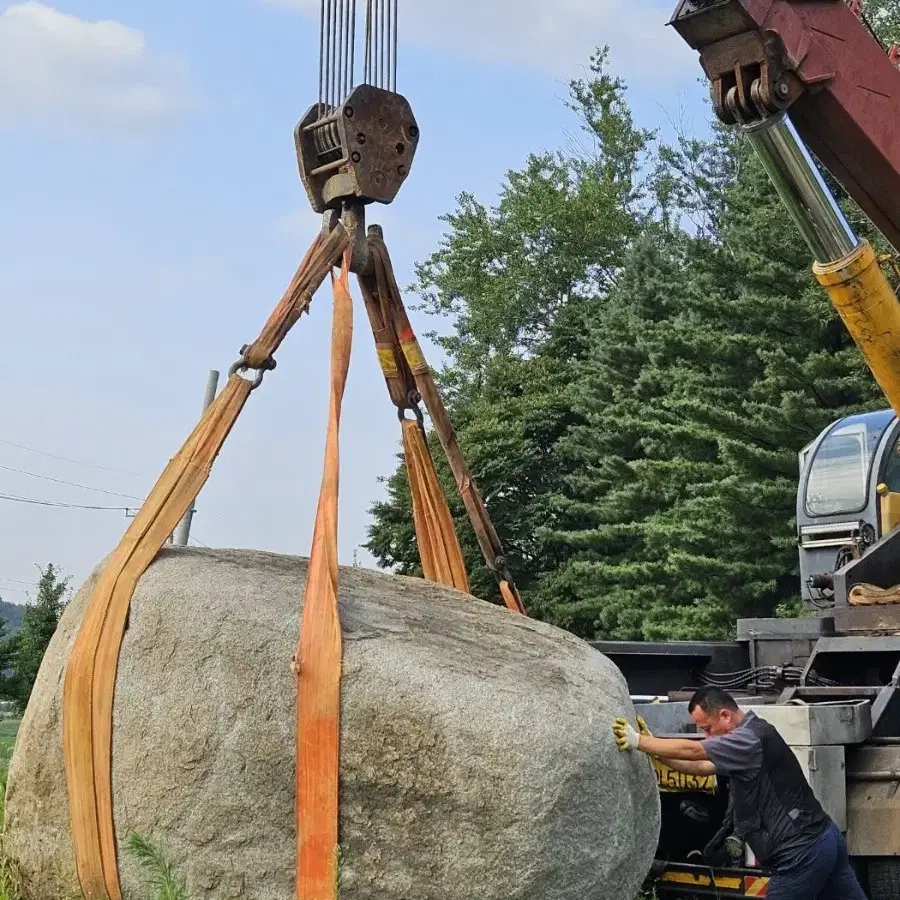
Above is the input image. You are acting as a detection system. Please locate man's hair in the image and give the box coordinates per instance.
[688,686,740,715]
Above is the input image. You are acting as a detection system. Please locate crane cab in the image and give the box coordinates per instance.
[798,409,900,606]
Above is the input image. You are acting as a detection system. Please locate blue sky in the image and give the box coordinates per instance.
[0,0,711,603]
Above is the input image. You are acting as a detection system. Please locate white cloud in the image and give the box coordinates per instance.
[0,2,190,133]
[259,0,694,83]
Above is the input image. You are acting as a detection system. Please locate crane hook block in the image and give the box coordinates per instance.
[295,84,420,214]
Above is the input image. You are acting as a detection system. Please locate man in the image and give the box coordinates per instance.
[613,686,866,900]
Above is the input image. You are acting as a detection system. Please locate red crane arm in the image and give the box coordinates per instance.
[670,0,900,251]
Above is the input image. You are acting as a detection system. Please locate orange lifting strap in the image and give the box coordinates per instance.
[401,419,470,591]
[360,234,525,613]
[357,233,469,593]
[295,250,352,899]
[62,224,524,900]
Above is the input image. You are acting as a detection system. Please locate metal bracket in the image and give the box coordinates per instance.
[669,0,900,251]
[322,202,373,276]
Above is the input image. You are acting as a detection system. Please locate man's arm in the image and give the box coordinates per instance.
[613,718,716,775]
[640,735,717,775]
[633,716,717,775]
[652,756,717,776]
[637,734,711,762]
[614,714,762,780]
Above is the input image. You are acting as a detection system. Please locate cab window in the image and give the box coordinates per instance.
[882,428,900,493]
[805,413,893,517]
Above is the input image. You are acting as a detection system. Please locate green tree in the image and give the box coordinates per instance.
[369,18,900,640]
[9,564,70,714]
[541,119,886,641]
[366,49,653,603]
[532,224,726,638]
[0,608,16,704]
[646,143,883,636]
[863,0,900,44]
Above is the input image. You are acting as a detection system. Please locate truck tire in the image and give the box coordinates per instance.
[867,859,900,900]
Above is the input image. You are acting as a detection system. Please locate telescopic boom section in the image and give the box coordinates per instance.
[670,0,900,253]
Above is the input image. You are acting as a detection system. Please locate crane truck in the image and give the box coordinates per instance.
[592,2,900,898]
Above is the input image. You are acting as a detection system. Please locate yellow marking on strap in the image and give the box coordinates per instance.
[376,345,400,378]
[400,337,427,374]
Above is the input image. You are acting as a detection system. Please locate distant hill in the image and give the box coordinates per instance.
[0,600,25,633]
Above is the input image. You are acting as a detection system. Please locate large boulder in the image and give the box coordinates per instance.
[7,547,659,900]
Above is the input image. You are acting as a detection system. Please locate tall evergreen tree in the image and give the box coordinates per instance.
[647,143,885,636]
[366,50,652,603]
[10,563,70,714]
[542,124,887,641]
[369,16,900,639]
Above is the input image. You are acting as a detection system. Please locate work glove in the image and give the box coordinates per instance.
[636,715,652,738]
[613,716,641,751]
[702,792,737,867]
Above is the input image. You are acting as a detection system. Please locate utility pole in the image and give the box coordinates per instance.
[173,369,220,547]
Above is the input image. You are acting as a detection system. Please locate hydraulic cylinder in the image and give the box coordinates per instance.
[743,112,900,416]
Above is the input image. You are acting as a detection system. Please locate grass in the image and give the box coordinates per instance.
[0,716,21,832]
[0,717,192,900]
[0,722,20,749]
[125,833,189,900]
[0,717,23,900]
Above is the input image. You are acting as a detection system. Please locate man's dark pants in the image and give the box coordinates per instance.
[766,821,866,900]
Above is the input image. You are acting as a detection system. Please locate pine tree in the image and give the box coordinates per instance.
[366,50,652,605]
[10,563,70,714]
[533,223,732,638]
[543,123,887,641]
[646,143,885,636]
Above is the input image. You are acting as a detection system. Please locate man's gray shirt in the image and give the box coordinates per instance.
[698,711,830,868]
[702,711,764,778]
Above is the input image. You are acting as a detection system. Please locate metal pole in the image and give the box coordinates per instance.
[173,369,220,547]
[742,111,859,264]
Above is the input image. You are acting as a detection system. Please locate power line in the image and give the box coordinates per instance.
[0,585,27,595]
[0,491,131,512]
[0,437,141,477]
[0,463,143,502]
[0,576,31,585]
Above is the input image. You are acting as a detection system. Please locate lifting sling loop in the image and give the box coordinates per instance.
[357,234,470,593]
[63,227,350,900]
[63,376,253,900]
[401,419,470,591]
[363,235,526,613]
[62,221,524,900]
[295,249,353,900]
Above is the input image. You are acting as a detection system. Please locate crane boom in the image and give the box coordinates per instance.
[670,0,900,252]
